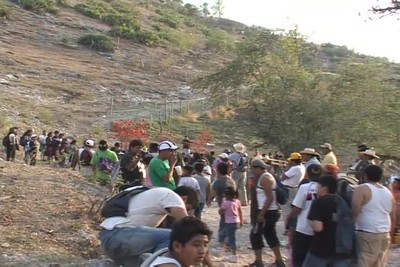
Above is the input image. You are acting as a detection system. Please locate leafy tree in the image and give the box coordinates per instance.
[200,2,210,17]
[194,27,399,156]
[183,3,200,17]
[211,0,224,18]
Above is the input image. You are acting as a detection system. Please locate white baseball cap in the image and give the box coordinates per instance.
[85,139,95,147]
[158,141,179,151]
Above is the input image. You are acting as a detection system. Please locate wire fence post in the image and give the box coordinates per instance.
[109,96,114,132]
[164,99,167,122]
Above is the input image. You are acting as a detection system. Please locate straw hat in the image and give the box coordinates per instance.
[299,148,320,156]
[233,143,247,153]
[359,149,380,159]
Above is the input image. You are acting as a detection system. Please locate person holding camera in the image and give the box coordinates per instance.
[120,140,145,186]
[149,141,179,190]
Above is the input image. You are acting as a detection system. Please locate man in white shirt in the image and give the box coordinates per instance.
[281,152,305,222]
[99,186,199,266]
[285,165,321,267]
[353,165,395,267]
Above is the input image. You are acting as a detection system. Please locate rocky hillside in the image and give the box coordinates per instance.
[0,0,241,134]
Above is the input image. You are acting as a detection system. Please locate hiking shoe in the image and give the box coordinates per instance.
[224,255,238,263]
[248,260,264,267]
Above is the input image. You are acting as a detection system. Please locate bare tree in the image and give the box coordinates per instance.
[372,0,400,14]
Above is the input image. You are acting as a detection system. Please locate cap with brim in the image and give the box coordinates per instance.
[85,139,95,147]
[218,153,229,159]
[159,141,179,151]
[288,152,302,161]
[299,148,320,156]
[319,143,332,150]
[392,175,400,180]
[251,159,269,169]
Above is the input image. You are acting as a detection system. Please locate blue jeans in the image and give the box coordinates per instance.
[302,252,351,267]
[194,203,205,219]
[220,223,238,249]
[218,214,228,244]
[99,226,171,265]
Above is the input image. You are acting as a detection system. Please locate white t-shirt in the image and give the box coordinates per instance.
[100,187,185,230]
[38,134,47,145]
[203,165,212,181]
[150,256,181,267]
[292,182,318,235]
[179,176,201,191]
[283,165,305,188]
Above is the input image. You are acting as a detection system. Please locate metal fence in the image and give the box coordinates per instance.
[108,97,213,125]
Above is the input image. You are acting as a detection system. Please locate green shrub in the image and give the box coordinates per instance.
[158,28,200,50]
[78,34,115,52]
[74,0,109,19]
[183,18,196,28]
[37,108,53,123]
[0,0,11,18]
[158,16,179,29]
[20,0,59,14]
[103,11,140,31]
[110,26,159,46]
[206,28,235,52]
[133,31,160,46]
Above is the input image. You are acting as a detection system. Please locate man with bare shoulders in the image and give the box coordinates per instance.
[352,165,395,267]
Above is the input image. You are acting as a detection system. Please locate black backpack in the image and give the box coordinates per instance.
[19,135,27,146]
[2,134,10,147]
[274,176,289,205]
[101,186,150,218]
[235,153,248,172]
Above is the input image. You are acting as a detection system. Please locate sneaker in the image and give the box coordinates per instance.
[210,247,224,256]
[248,260,264,267]
[224,255,238,263]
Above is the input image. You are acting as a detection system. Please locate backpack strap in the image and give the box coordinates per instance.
[140,247,171,267]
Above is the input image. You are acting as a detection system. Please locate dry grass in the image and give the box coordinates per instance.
[174,109,200,123]
[205,106,236,119]
[0,161,109,262]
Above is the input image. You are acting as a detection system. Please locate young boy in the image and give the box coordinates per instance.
[303,175,352,267]
[147,216,213,267]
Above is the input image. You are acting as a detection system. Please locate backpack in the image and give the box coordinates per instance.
[335,194,356,255]
[337,175,358,207]
[101,186,150,218]
[80,149,93,166]
[258,173,289,206]
[235,152,248,172]
[97,155,116,173]
[19,135,27,146]
[274,176,289,205]
[2,134,10,147]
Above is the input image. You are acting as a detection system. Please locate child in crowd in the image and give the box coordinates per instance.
[218,186,243,263]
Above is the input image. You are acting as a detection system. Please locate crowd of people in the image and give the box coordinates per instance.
[3,126,400,267]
